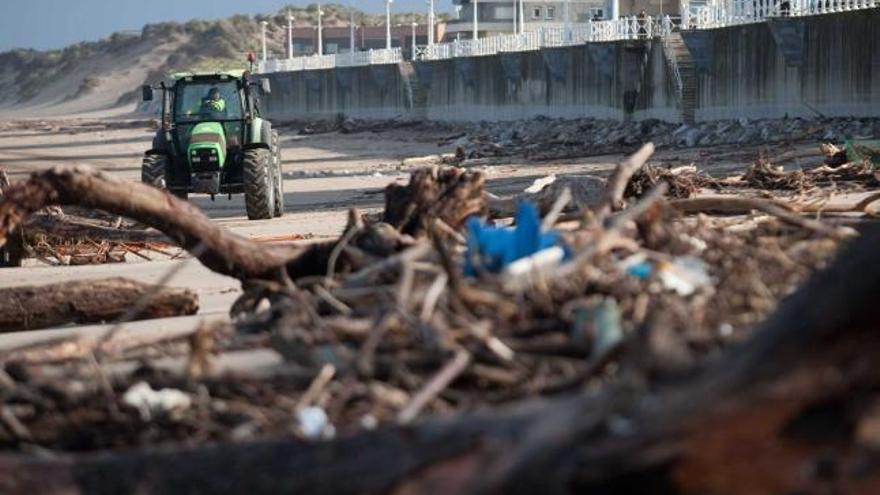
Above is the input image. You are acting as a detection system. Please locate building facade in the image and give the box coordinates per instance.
[446,0,679,39]
[447,0,609,39]
[289,24,446,59]
[619,0,681,16]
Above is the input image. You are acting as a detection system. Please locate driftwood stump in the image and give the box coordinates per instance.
[384,167,486,236]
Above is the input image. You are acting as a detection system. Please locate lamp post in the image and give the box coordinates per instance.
[317,4,324,55]
[411,22,418,60]
[512,0,517,35]
[608,0,619,19]
[385,0,394,50]
[518,0,525,34]
[427,0,435,45]
[473,0,479,40]
[350,9,356,53]
[287,11,294,59]
[564,0,571,40]
[260,20,268,63]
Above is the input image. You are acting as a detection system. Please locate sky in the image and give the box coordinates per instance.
[0,1,455,52]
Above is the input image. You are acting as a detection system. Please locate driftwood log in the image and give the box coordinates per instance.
[0,277,199,332]
[23,213,171,244]
[0,225,878,493]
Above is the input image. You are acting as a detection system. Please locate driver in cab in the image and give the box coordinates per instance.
[200,87,226,116]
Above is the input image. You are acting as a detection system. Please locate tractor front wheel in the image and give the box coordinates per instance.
[243,148,275,220]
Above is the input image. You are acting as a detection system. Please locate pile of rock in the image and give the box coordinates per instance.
[445,116,880,160]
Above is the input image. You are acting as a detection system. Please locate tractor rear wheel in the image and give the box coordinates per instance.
[243,148,275,220]
[141,153,187,200]
[271,131,284,217]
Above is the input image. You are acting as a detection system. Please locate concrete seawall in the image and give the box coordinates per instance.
[685,9,880,121]
[262,63,410,121]
[413,40,678,122]
[262,9,879,124]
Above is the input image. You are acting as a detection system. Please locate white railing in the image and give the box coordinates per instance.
[683,0,879,29]
[416,16,674,61]
[258,47,402,74]
[416,31,541,60]
[258,2,877,72]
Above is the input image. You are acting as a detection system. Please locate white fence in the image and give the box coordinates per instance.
[258,17,672,73]
[256,3,878,73]
[682,0,878,29]
[258,48,403,74]
[416,16,674,61]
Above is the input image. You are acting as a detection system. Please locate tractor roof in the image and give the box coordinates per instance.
[171,70,248,81]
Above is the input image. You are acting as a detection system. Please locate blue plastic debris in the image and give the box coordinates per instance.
[625,262,653,280]
[465,202,568,275]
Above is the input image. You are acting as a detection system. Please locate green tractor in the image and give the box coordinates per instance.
[140,70,283,220]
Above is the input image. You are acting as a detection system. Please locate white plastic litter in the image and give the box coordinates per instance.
[122,381,192,421]
[296,406,336,440]
[657,256,713,297]
[502,246,566,290]
[524,174,557,194]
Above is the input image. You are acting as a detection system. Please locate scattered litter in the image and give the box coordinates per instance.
[620,253,653,280]
[656,256,713,297]
[122,382,192,421]
[296,406,336,440]
[466,202,567,274]
[502,246,567,289]
[525,175,557,194]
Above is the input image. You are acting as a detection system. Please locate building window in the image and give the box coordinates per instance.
[590,7,605,20]
[546,7,555,19]
[532,7,542,19]
[326,43,339,54]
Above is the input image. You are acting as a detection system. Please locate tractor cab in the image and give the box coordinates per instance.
[141,71,284,220]
[171,75,246,195]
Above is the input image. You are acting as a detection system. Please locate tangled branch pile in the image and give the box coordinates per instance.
[1,145,880,493]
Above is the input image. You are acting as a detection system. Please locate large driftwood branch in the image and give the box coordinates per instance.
[670,195,858,239]
[0,166,298,281]
[0,167,418,281]
[1,226,879,494]
[0,278,198,332]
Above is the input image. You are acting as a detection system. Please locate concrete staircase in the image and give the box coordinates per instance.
[662,32,698,125]
[399,62,428,118]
